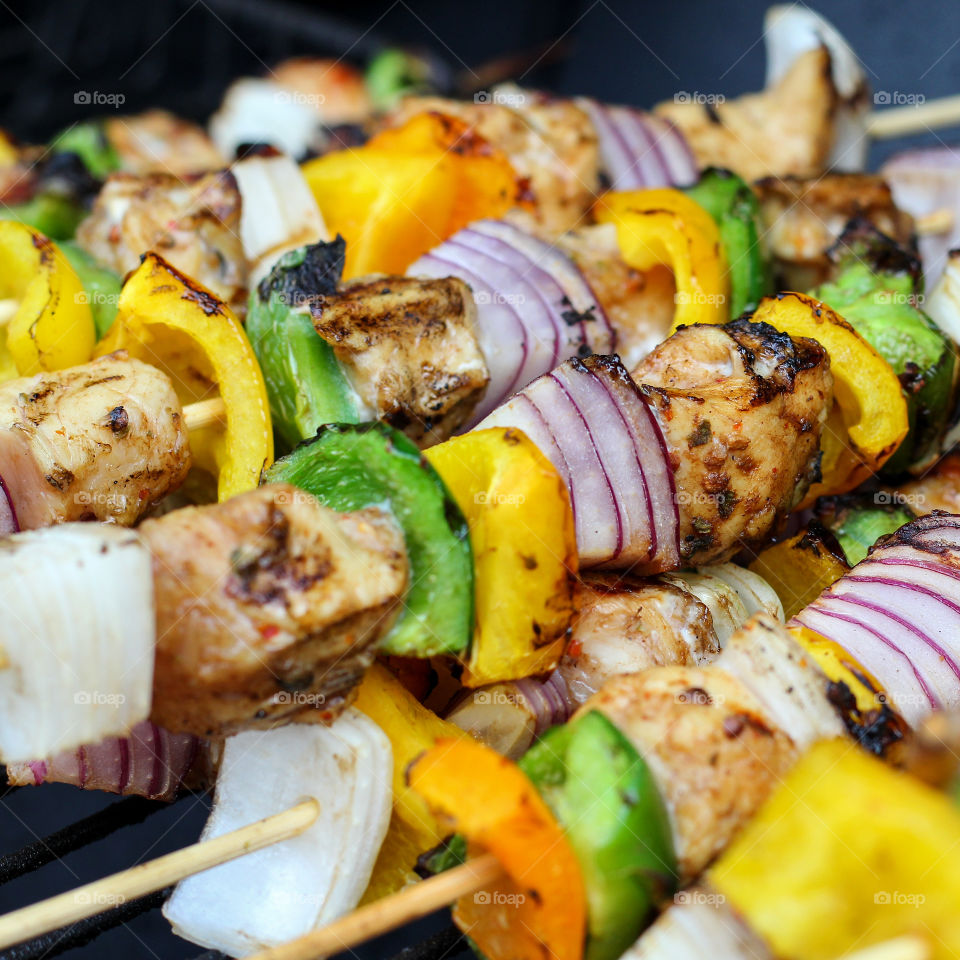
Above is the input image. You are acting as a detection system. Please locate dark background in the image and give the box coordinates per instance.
[0,1,959,958]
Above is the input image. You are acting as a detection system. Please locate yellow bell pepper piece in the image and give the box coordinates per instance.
[711,738,960,959]
[302,112,520,279]
[353,663,468,902]
[594,188,729,329]
[753,292,908,504]
[424,428,577,686]
[748,528,849,620]
[0,221,95,380]
[96,253,272,500]
[409,737,587,960]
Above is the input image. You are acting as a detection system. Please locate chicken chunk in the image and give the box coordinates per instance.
[0,353,190,528]
[144,485,408,738]
[104,110,224,175]
[386,91,600,232]
[557,222,677,368]
[898,451,960,515]
[582,667,798,879]
[756,174,915,289]
[76,170,246,314]
[558,575,719,704]
[311,275,489,445]
[655,48,837,181]
[635,319,831,564]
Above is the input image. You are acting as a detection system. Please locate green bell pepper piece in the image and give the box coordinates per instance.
[49,122,121,180]
[520,710,677,960]
[815,494,916,566]
[4,193,86,241]
[58,242,121,339]
[265,422,473,657]
[247,239,360,453]
[685,167,773,317]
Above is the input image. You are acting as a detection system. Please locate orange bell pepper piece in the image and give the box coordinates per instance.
[302,112,521,279]
[408,737,587,960]
[752,292,908,504]
[594,188,728,329]
[96,253,272,501]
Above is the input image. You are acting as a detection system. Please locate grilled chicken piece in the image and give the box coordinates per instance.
[558,575,719,704]
[104,110,224,175]
[756,174,915,289]
[312,275,489,445]
[899,452,960,515]
[271,58,373,125]
[557,223,677,368]
[144,485,408,738]
[76,170,246,314]
[583,666,798,879]
[656,48,837,181]
[0,353,190,528]
[635,320,831,565]
[387,92,600,232]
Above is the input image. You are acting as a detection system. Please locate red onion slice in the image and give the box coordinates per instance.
[576,98,698,190]
[791,514,960,727]
[478,355,679,572]
[6,721,202,801]
[409,220,612,422]
[0,475,18,535]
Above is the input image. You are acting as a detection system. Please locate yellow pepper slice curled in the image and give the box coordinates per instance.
[594,188,728,329]
[425,427,577,686]
[409,736,588,960]
[96,253,272,500]
[353,663,468,902]
[0,221,95,380]
[753,292,908,504]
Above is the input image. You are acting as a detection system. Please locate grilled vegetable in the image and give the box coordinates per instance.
[815,494,916,566]
[595,188,729,329]
[50,121,121,179]
[520,710,677,960]
[58,241,121,339]
[266,423,472,658]
[0,220,96,380]
[812,227,956,475]
[684,167,773,316]
[0,524,154,762]
[425,427,576,684]
[164,712,393,955]
[97,252,273,501]
[408,736,587,960]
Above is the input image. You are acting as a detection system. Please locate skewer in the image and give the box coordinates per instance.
[182,396,227,432]
[246,853,503,960]
[0,798,319,950]
[869,93,960,139]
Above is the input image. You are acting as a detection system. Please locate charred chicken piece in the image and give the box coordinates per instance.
[756,174,915,289]
[0,352,190,528]
[311,275,489,444]
[655,48,838,181]
[635,320,832,565]
[75,169,246,314]
[104,110,224,175]
[558,575,719,704]
[583,666,799,880]
[143,484,409,738]
[386,93,600,232]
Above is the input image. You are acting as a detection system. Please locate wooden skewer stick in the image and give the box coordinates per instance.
[869,93,960,139]
[0,298,18,328]
[182,396,227,432]
[247,853,504,960]
[0,798,319,951]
